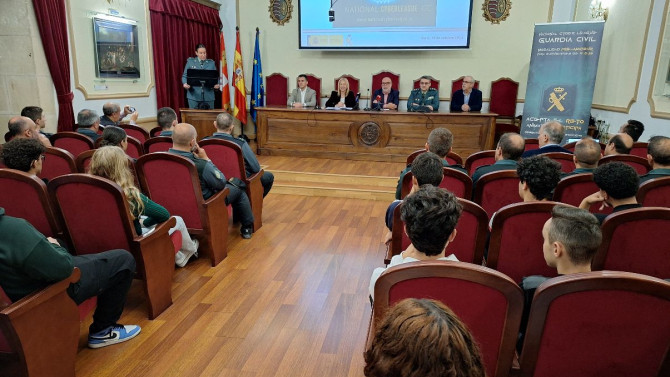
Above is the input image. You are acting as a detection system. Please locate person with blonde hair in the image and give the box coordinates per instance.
[365,298,486,377]
[325,77,357,108]
[89,146,199,267]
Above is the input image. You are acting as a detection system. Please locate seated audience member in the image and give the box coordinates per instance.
[579,162,640,224]
[517,155,562,202]
[472,132,525,185]
[450,75,482,112]
[89,146,199,267]
[603,132,633,156]
[100,126,129,151]
[157,107,178,137]
[287,74,317,108]
[169,123,255,239]
[76,109,102,142]
[562,137,601,177]
[370,186,462,299]
[395,127,465,199]
[640,135,670,183]
[364,298,485,377]
[619,119,644,142]
[1,138,45,179]
[206,112,274,197]
[521,121,572,157]
[0,210,140,349]
[371,77,399,110]
[325,77,357,108]
[21,105,52,138]
[6,116,51,147]
[407,76,439,112]
[100,102,138,127]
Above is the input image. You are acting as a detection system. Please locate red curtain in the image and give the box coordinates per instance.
[150,0,222,113]
[32,0,75,132]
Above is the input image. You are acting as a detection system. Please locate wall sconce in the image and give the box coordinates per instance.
[589,0,610,21]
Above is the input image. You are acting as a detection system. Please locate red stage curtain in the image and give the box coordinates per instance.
[150,0,222,114]
[32,0,75,132]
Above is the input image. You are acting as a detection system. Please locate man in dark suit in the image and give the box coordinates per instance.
[371,77,399,110]
[472,132,525,185]
[640,135,670,184]
[603,133,633,156]
[450,75,482,112]
[521,121,572,158]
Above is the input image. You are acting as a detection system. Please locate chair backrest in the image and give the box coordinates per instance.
[592,207,670,279]
[75,149,96,173]
[519,271,670,377]
[372,261,523,377]
[119,124,150,143]
[598,154,651,175]
[144,136,173,154]
[303,73,322,103]
[333,74,360,96]
[199,138,246,180]
[40,147,76,181]
[149,126,163,137]
[400,168,473,199]
[0,169,61,237]
[637,176,670,207]
[451,75,480,95]
[371,70,400,92]
[562,141,576,152]
[266,72,289,106]
[629,141,648,159]
[523,138,539,152]
[542,152,576,173]
[553,173,612,215]
[489,77,519,117]
[413,75,440,91]
[406,149,462,166]
[48,174,134,255]
[487,201,560,283]
[123,135,144,159]
[465,150,497,176]
[472,170,521,218]
[50,132,94,158]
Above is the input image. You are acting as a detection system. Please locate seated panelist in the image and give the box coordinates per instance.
[407,76,439,112]
[287,74,317,108]
[325,78,357,108]
[450,75,482,112]
[371,77,399,110]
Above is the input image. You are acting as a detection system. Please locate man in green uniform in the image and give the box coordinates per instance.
[407,76,439,112]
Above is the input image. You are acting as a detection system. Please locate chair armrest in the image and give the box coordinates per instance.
[134,217,176,243]
[1,268,80,317]
[203,187,229,209]
[245,170,264,230]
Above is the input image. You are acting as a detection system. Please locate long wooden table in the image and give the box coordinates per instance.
[255,106,497,162]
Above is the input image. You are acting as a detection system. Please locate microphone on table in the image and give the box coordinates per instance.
[364,88,371,111]
[375,95,382,111]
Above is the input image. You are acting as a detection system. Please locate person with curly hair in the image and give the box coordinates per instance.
[1,137,45,178]
[364,298,486,377]
[517,155,562,201]
[579,162,640,224]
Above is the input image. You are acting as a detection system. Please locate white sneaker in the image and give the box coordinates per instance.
[175,239,199,268]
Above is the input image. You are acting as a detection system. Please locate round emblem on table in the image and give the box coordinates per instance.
[358,122,381,146]
[269,0,293,26]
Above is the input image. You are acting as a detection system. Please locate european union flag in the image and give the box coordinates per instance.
[251,28,264,125]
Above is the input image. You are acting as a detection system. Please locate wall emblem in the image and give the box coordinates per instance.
[269,0,293,26]
[482,0,511,24]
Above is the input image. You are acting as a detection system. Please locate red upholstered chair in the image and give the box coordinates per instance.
[0,269,81,377]
[562,141,577,152]
[489,77,519,119]
[333,74,360,96]
[266,72,289,106]
[518,271,670,377]
[592,207,670,279]
[523,138,539,152]
[630,141,648,159]
[412,75,440,91]
[406,149,463,166]
[543,152,575,173]
[386,198,488,265]
[472,170,521,218]
[144,136,173,154]
[135,152,229,267]
[451,76,480,95]
[487,201,560,283]
[371,70,400,93]
[74,150,95,173]
[400,168,473,200]
[598,154,651,175]
[48,174,176,319]
[369,261,523,377]
[304,73,322,103]
[124,135,144,159]
[50,132,95,158]
[553,173,612,215]
[637,176,670,207]
[119,124,150,143]
[199,139,264,231]
[40,147,76,181]
[0,169,61,238]
[465,150,497,176]
[149,126,163,137]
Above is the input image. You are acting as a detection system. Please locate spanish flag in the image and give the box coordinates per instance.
[233,27,247,124]
[219,30,231,112]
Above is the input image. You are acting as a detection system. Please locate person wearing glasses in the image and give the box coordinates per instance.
[371,77,399,110]
[1,137,47,181]
[407,76,439,112]
[450,75,482,112]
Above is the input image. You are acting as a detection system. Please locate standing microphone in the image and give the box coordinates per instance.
[364,88,371,111]
[375,95,381,110]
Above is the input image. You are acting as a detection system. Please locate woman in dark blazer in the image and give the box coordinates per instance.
[326,78,357,108]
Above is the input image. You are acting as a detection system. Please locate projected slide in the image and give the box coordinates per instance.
[299,0,473,49]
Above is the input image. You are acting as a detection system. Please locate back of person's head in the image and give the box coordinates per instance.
[574,137,601,167]
[7,116,31,138]
[593,162,639,199]
[364,298,485,377]
[1,138,45,172]
[215,112,235,132]
[427,128,453,158]
[20,106,43,123]
[401,186,462,256]
[517,156,561,200]
[647,135,670,166]
[548,205,602,265]
[621,120,644,141]
[77,109,99,127]
[411,152,443,187]
[89,146,143,217]
[102,102,120,117]
[172,123,197,147]
[540,121,565,144]
[498,133,525,160]
[100,126,127,147]
[157,107,177,130]
[607,133,633,154]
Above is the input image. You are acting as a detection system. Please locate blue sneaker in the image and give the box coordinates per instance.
[88,324,141,349]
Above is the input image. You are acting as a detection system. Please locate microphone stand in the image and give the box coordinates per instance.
[363,89,371,111]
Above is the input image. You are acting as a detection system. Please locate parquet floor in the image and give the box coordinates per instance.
[74,156,396,377]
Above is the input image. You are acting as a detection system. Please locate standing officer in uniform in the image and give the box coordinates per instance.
[407,76,439,112]
[182,43,220,109]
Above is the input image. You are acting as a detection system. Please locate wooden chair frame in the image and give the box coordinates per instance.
[49,132,94,157]
[143,136,173,154]
[598,154,651,174]
[40,147,77,181]
[637,176,670,206]
[119,124,150,143]
[149,126,163,137]
[523,138,539,152]
[400,167,473,200]
[465,150,497,176]
[552,173,610,214]
[371,70,400,93]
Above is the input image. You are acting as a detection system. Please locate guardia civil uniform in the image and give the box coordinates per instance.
[407,87,439,112]
[182,57,217,109]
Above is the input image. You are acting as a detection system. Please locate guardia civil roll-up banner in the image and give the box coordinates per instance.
[520,21,605,142]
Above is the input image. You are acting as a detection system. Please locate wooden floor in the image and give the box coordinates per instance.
[75,156,397,377]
